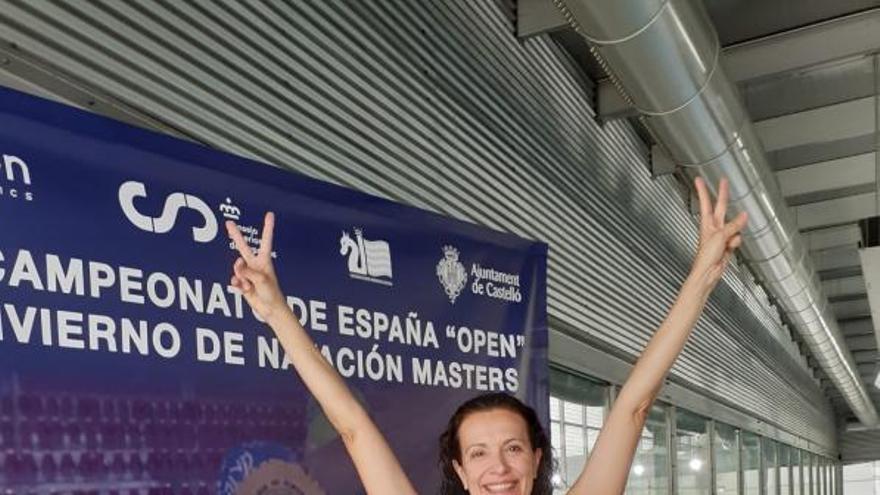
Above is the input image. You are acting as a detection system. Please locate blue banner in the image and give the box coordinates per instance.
[0,86,548,494]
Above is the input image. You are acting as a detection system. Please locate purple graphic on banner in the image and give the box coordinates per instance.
[0,87,548,494]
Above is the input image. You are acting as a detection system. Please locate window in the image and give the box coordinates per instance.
[549,370,608,493]
[802,452,816,495]
[832,462,839,495]
[544,369,840,495]
[675,409,710,495]
[826,460,833,495]
[779,444,791,495]
[714,422,740,495]
[842,461,879,495]
[743,431,762,495]
[626,404,670,495]
[804,452,813,495]
[765,438,778,495]
[830,463,836,495]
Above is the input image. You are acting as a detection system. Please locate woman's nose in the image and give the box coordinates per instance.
[489,452,512,474]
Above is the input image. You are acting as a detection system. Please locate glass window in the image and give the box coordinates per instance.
[813,455,820,495]
[804,452,812,495]
[832,461,839,495]
[829,463,834,495]
[549,370,608,493]
[832,463,837,495]
[743,431,762,495]
[675,409,710,495]
[835,462,841,495]
[828,463,834,495]
[792,449,802,495]
[626,404,670,495]
[830,461,835,495]
[779,444,791,495]
[842,461,875,495]
[714,422,739,495]
[825,458,831,495]
[827,461,833,495]
[765,438,778,495]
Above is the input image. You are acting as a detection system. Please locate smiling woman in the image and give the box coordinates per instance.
[225,177,747,495]
[439,393,553,495]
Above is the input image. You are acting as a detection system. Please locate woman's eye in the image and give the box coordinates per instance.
[507,444,524,453]
[470,450,486,459]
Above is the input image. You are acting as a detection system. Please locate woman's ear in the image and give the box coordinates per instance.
[533,448,543,478]
[453,459,468,491]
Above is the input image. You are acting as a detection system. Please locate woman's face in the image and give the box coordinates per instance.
[452,408,542,495]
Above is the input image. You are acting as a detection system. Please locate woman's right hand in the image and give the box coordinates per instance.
[226,212,288,323]
[226,216,417,495]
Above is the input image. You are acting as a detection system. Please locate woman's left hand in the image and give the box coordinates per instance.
[690,177,748,290]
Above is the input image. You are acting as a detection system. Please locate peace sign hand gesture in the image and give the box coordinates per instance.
[226,212,287,323]
[691,177,749,290]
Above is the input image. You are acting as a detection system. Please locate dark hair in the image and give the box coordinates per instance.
[438,392,554,495]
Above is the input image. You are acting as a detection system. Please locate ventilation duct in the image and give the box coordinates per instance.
[553,0,879,426]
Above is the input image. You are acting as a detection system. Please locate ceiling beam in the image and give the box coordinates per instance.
[777,152,876,206]
[857,246,880,354]
[768,134,876,171]
[739,56,875,122]
[793,192,878,230]
[754,97,874,152]
[813,245,861,273]
[824,275,867,300]
[845,334,879,352]
[803,224,862,251]
[820,265,864,281]
[833,298,872,320]
[854,358,878,371]
[841,318,875,338]
[723,9,880,82]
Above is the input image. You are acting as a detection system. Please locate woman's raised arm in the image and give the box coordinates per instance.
[568,177,748,495]
[226,213,417,495]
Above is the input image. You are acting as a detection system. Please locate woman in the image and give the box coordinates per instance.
[225,177,747,495]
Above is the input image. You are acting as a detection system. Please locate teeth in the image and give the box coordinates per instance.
[485,482,516,492]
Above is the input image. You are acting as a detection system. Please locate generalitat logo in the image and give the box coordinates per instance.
[118,180,218,243]
[339,228,393,286]
[0,154,34,202]
[222,197,277,259]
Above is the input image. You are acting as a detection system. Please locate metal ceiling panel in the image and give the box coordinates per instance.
[719,7,880,79]
[554,0,878,427]
[824,276,868,300]
[858,247,880,350]
[754,97,875,152]
[0,0,838,450]
[794,192,878,230]
[777,153,875,199]
[804,224,863,251]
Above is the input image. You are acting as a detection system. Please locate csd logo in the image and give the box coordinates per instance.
[118,181,218,243]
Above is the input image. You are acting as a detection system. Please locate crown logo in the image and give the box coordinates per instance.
[436,245,467,304]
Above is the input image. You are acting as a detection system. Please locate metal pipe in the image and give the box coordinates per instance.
[555,0,879,426]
